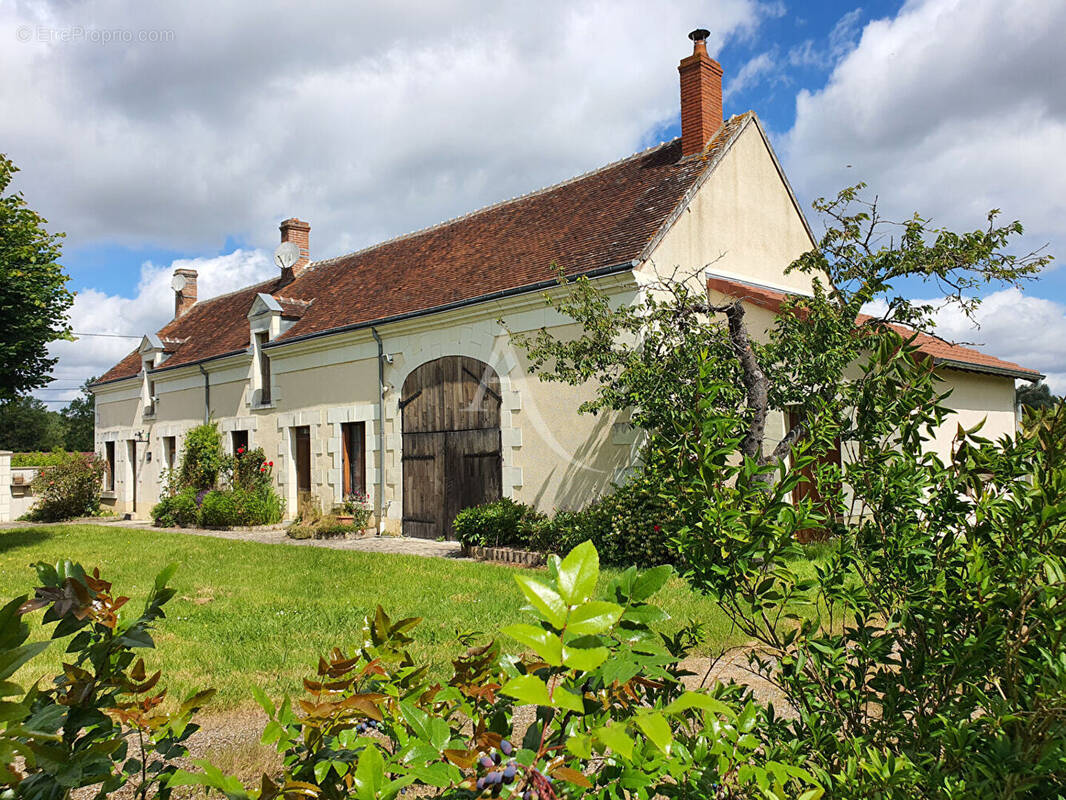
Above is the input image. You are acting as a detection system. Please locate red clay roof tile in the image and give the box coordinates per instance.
[97,115,752,385]
[706,274,1041,380]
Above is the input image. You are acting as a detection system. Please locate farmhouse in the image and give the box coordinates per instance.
[91,31,1040,535]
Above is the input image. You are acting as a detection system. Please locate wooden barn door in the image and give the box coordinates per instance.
[401,356,502,539]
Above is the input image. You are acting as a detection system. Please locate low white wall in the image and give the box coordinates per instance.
[0,454,41,522]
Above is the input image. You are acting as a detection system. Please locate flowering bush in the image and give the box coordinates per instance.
[152,431,284,528]
[24,452,105,521]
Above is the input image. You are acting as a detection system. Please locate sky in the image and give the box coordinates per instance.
[2,0,1064,403]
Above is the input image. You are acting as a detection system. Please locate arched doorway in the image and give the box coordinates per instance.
[400,356,503,539]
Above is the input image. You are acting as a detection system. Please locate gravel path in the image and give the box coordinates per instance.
[1,517,466,559]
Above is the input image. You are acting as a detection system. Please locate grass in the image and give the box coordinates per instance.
[0,524,752,709]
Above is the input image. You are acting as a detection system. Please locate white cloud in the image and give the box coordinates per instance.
[1,0,767,259]
[44,250,275,401]
[783,0,1066,259]
[725,51,776,99]
[788,7,864,69]
[783,0,1066,394]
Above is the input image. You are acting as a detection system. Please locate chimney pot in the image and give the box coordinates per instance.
[279,217,311,278]
[173,268,198,318]
[678,28,724,157]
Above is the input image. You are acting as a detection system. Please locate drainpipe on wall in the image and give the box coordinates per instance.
[198,364,210,424]
[370,327,386,535]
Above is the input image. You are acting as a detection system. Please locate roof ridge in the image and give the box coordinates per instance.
[304,137,681,273]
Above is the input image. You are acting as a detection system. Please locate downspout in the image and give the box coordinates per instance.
[198,364,210,424]
[370,327,386,535]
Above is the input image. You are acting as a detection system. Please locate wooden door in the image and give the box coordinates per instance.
[294,426,312,505]
[788,410,841,542]
[401,356,502,539]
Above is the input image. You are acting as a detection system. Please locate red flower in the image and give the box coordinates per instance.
[259,466,266,472]
[268,461,273,467]
[237,446,245,454]
[653,524,661,532]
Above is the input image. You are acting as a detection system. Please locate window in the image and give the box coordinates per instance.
[162,436,176,472]
[231,429,249,455]
[104,441,116,491]
[146,378,157,416]
[256,332,271,404]
[341,421,366,497]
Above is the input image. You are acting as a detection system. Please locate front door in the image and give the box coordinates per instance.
[401,356,503,539]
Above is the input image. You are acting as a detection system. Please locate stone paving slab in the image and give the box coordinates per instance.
[1,518,465,559]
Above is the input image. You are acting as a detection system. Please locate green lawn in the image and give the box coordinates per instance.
[0,525,746,709]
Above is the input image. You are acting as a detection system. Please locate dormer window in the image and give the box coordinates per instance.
[256,331,272,405]
[138,333,166,418]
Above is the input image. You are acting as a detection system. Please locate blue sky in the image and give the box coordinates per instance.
[4,0,1063,400]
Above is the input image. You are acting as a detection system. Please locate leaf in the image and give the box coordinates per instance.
[664,692,736,718]
[594,724,634,759]
[567,601,623,636]
[250,685,275,718]
[636,712,672,754]
[501,674,552,707]
[443,749,477,769]
[631,565,673,601]
[552,686,585,713]
[552,766,592,788]
[352,743,385,800]
[0,640,50,682]
[561,645,608,671]
[502,624,562,666]
[514,575,567,629]
[556,541,599,605]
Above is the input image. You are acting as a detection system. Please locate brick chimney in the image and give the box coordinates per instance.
[678,28,723,157]
[173,268,198,318]
[279,218,311,277]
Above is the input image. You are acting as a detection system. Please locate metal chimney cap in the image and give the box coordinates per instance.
[688,28,710,42]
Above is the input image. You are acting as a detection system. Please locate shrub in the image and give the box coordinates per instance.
[1,561,213,799]
[24,453,104,521]
[198,489,239,528]
[233,446,273,492]
[177,423,227,490]
[238,485,285,525]
[10,449,74,468]
[547,473,683,566]
[151,486,200,527]
[456,476,683,566]
[453,497,547,549]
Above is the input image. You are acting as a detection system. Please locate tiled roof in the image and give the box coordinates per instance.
[706,274,1041,380]
[96,114,752,385]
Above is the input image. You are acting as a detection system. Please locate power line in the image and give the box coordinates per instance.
[72,331,141,339]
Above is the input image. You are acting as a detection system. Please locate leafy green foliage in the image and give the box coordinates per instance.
[1,560,213,799]
[1016,379,1057,410]
[176,540,822,800]
[152,432,284,528]
[0,154,74,400]
[457,476,687,567]
[59,378,96,452]
[453,498,549,550]
[0,397,67,452]
[24,453,105,521]
[11,450,76,468]
[178,423,227,491]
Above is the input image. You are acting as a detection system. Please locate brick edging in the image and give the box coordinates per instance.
[461,543,547,567]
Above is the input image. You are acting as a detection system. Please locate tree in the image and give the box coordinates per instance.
[60,377,96,452]
[509,186,1065,796]
[0,396,67,451]
[510,184,1052,481]
[0,154,73,401]
[1017,379,1056,410]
